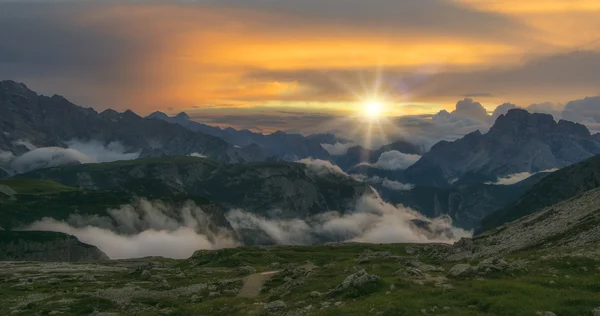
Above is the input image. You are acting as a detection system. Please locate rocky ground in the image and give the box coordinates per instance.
[2,243,600,316]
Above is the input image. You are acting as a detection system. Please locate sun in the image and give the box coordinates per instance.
[363,100,384,118]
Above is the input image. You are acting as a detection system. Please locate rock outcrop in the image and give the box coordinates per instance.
[0,231,109,262]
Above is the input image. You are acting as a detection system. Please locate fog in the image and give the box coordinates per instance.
[26,193,470,259]
[298,158,348,176]
[486,168,558,185]
[360,150,422,170]
[227,194,470,245]
[26,199,238,259]
[5,139,140,174]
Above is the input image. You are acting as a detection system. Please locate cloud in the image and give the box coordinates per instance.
[381,179,415,191]
[26,199,238,259]
[6,140,140,174]
[365,150,422,170]
[452,98,489,122]
[297,158,347,176]
[226,194,471,245]
[321,142,354,155]
[189,152,207,158]
[526,102,564,119]
[461,93,494,97]
[562,96,600,124]
[26,193,470,259]
[491,103,519,122]
[66,140,140,163]
[485,168,558,185]
[351,174,414,191]
[11,147,95,174]
[12,139,37,151]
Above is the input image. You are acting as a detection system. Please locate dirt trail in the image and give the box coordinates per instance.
[237,271,279,298]
[237,261,318,298]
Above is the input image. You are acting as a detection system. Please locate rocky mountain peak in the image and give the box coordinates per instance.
[123,109,142,120]
[175,112,190,120]
[147,111,169,120]
[557,120,591,138]
[488,109,558,137]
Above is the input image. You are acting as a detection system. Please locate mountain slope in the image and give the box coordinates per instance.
[450,187,600,260]
[17,157,373,218]
[405,109,600,186]
[148,111,340,160]
[378,172,549,230]
[479,153,600,233]
[0,80,271,167]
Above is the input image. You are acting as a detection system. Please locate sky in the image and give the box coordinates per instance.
[1,0,600,134]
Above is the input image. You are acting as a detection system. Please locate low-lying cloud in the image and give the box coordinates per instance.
[4,139,140,174]
[360,150,421,170]
[189,152,208,158]
[227,194,471,245]
[25,193,470,259]
[485,168,558,185]
[26,199,238,259]
[321,142,355,155]
[351,174,414,191]
[298,158,348,176]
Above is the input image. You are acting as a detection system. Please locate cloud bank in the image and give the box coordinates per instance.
[321,142,354,155]
[298,158,348,176]
[361,150,422,170]
[26,199,238,259]
[485,168,558,185]
[4,139,140,174]
[26,194,470,259]
[226,194,470,245]
[351,174,414,191]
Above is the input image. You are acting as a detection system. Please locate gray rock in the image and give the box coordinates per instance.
[266,300,286,310]
[448,264,472,277]
[208,292,220,298]
[239,266,255,275]
[79,274,96,282]
[592,307,600,316]
[544,312,556,316]
[310,291,321,298]
[158,278,171,289]
[333,269,380,293]
[140,270,151,280]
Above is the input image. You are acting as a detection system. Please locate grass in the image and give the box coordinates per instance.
[1,243,599,315]
[0,178,80,195]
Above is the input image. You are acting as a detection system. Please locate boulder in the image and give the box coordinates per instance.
[448,264,473,277]
[266,300,286,310]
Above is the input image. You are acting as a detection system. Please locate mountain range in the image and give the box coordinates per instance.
[0,80,344,176]
[147,111,341,160]
[405,109,600,186]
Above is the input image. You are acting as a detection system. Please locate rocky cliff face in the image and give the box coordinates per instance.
[379,172,548,230]
[19,157,373,218]
[0,231,108,262]
[0,80,271,167]
[405,109,600,186]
